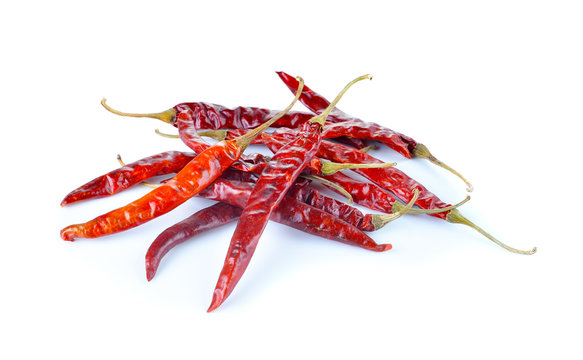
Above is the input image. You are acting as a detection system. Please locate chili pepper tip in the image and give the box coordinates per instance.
[145,264,156,282]
[207,290,224,313]
[60,226,78,241]
[377,243,392,251]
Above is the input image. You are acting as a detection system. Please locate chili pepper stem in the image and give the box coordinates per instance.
[154,129,180,138]
[301,175,353,203]
[358,144,378,153]
[310,74,372,126]
[197,129,228,141]
[319,159,396,176]
[370,189,419,229]
[391,195,471,215]
[233,78,304,151]
[446,209,536,255]
[101,98,176,124]
[196,129,228,142]
[413,143,474,192]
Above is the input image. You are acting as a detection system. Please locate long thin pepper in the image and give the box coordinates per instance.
[208,75,372,312]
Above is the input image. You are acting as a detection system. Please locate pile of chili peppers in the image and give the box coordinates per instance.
[60,72,536,312]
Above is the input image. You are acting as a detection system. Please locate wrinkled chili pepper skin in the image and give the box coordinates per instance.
[323,120,413,158]
[60,141,242,240]
[209,121,326,311]
[287,183,376,231]
[172,102,344,130]
[176,111,211,153]
[60,151,195,206]
[146,203,241,281]
[277,71,417,155]
[321,172,397,214]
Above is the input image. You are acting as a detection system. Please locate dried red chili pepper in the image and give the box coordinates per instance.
[100,99,343,131]
[147,178,396,281]
[60,79,305,240]
[60,151,196,206]
[277,71,473,192]
[208,75,372,312]
[145,202,242,281]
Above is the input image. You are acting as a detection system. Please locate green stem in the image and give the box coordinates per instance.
[101,98,176,124]
[319,159,396,176]
[310,74,372,126]
[370,189,419,230]
[413,143,473,192]
[446,209,536,255]
[301,175,353,203]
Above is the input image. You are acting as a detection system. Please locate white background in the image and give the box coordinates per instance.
[1,1,582,359]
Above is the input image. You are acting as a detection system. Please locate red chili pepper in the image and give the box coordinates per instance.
[145,202,242,281]
[60,151,196,206]
[147,178,393,281]
[277,71,473,192]
[60,79,305,240]
[208,75,372,312]
[100,99,346,132]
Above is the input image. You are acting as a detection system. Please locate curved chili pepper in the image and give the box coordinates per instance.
[146,202,242,281]
[208,75,371,312]
[60,151,195,206]
[277,71,473,192]
[60,79,305,240]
